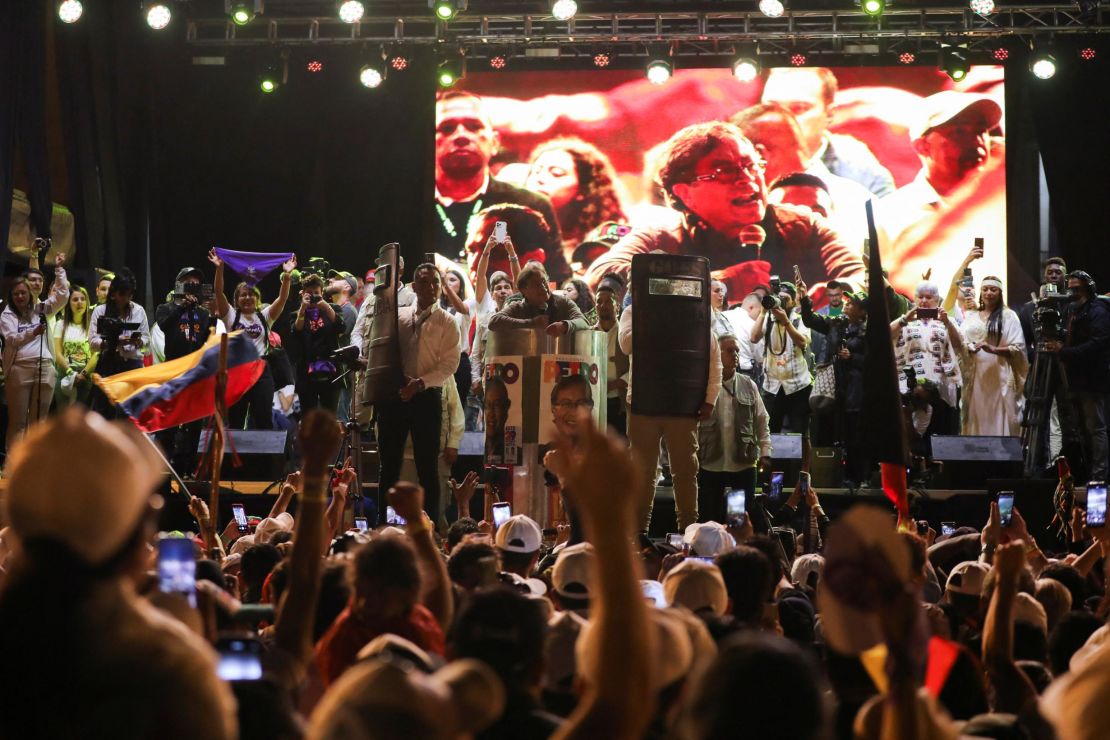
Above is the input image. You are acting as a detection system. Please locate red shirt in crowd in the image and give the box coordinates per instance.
[314,602,446,687]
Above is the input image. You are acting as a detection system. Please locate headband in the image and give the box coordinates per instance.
[981,278,1003,290]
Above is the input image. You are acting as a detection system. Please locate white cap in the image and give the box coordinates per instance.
[254,512,294,544]
[495,514,543,553]
[910,91,1003,141]
[552,542,594,599]
[791,553,826,590]
[1013,592,1048,635]
[229,534,257,557]
[663,558,729,615]
[945,560,991,597]
[683,521,736,557]
[4,408,165,566]
[576,606,694,693]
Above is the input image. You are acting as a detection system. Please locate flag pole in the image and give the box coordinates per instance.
[209,334,230,553]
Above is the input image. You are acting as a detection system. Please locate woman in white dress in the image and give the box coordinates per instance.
[958,276,1027,436]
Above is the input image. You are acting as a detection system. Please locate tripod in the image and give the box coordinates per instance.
[331,360,366,523]
[1022,343,1082,477]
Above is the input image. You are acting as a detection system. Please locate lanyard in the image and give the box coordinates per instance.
[435,198,483,239]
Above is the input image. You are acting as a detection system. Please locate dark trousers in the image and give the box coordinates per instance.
[454,352,471,406]
[697,467,758,524]
[155,419,205,478]
[296,373,341,415]
[231,362,275,429]
[376,388,443,524]
[606,396,627,439]
[842,411,870,485]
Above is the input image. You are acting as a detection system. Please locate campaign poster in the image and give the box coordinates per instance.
[435,65,1008,301]
[483,355,523,466]
[538,354,603,447]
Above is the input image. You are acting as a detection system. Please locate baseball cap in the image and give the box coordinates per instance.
[328,269,359,294]
[495,514,543,554]
[544,610,587,688]
[3,408,165,566]
[254,512,294,544]
[552,542,594,600]
[790,553,826,590]
[910,90,1003,141]
[683,521,736,557]
[175,266,204,283]
[229,534,257,557]
[777,281,798,299]
[663,558,729,615]
[1014,591,1048,635]
[945,560,991,597]
[641,579,668,608]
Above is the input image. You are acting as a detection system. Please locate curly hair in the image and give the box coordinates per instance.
[654,121,749,212]
[528,137,625,247]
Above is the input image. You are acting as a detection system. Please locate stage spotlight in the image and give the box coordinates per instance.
[228,1,261,26]
[57,0,83,24]
[431,0,465,21]
[551,0,577,21]
[759,0,785,18]
[1079,47,1096,61]
[790,52,807,67]
[307,60,324,73]
[941,44,970,81]
[390,52,410,71]
[1030,51,1057,79]
[732,57,760,83]
[143,2,172,29]
[993,47,1010,61]
[338,1,365,24]
[969,0,995,15]
[593,51,611,68]
[646,59,673,85]
[860,0,884,17]
[359,63,384,89]
[899,51,916,64]
[259,67,280,94]
[489,53,508,70]
[437,57,464,87]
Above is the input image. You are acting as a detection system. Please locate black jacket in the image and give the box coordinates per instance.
[800,296,867,413]
[156,302,213,361]
[1060,296,1110,393]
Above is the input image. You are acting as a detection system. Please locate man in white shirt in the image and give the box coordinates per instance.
[751,282,813,469]
[375,263,461,527]
[619,303,722,531]
[723,292,765,382]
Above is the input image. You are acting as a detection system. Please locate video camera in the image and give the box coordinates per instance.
[174,281,214,302]
[1031,283,1071,347]
[300,257,331,281]
[97,316,141,352]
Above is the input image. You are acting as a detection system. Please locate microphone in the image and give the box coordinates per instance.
[740,224,766,260]
[35,302,47,325]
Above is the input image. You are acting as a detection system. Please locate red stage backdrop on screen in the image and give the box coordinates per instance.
[433,65,1006,303]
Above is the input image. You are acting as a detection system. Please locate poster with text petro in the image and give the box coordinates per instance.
[483,355,524,467]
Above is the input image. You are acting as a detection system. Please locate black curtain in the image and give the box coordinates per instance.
[0,0,54,257]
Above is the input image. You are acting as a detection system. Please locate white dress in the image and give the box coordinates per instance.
[958,308,1028,436]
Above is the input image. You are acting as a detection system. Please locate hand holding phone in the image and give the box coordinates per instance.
[354,516,369,532]
[385,506,407,527]
[216,636,263,681]
[998,492,1015,528]
[492,502,512,530]
[232,503,248,534]
[726,489,746,527]
[940,521,956,537]
[158,537,197,608]
[1087,482,1107,527]
[917,307,939,320]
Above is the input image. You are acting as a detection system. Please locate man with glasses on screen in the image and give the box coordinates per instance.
[585,121,864,302]
[434,91,570,281]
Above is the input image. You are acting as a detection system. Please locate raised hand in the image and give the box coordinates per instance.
[389,481,426,526]
[282,254,297,273]
[449,470,479,508]
[298,409,342,477]
[556,408,642,532]
[207,248,223,268]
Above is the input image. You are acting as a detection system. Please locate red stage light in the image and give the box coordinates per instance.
[993,47,1010,61]
[489,54,507,70]
[307,60,323,73]
[790,53,806,66]
[389,54,409,71]
[1080,47,1096,61]
[593,52,611,68]
[899,52,915,64]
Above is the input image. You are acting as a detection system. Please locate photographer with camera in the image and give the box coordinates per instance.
[290,273,345,413]
[210,249,295,429]
[1019,258,1068,362]
[1,252,68,446]
[89,269,150,417]
[751,281,813,470]
[1041,271,1110,482]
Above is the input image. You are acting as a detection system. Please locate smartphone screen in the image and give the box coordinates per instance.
[770,471,784,501]
[232,503,248,533]
[1087,483,1107,527]
[385,506,407,527]
[917,307,939,320]
[216,637,263,682]
[666,533,684,548]
[726,489,746,526]
[799,470,811,495]
[158,537,196,608]
[492,502,512,530]
[941,522,956,537]
[354,516,368,532]
[998,492,1015,527]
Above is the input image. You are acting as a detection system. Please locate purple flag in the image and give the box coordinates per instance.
[214,248,294,286]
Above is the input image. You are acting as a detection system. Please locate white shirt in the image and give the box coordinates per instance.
[224,304,277,357]
[468,292,501,385]
[0,267,69,373]
[761,311,812,395]
[722,306,763,371]
[397,302,461,389]
[618,304,722,409]
[89,301,150,362]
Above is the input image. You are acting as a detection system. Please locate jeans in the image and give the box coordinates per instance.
[1072,390,1108,481]
[376,388,443,525]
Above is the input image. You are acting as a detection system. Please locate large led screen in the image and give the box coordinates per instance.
[432,65,1006,303]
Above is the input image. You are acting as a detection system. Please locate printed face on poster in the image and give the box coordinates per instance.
[539,355,602,446]
[484,356,523,466]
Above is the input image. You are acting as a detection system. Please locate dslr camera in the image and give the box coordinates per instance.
[761,293,781,311]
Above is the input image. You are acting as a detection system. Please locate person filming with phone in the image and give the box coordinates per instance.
[891,280,963,437]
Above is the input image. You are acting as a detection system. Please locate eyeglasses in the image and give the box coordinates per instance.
[690,160,765,185]
[553,399,594,411]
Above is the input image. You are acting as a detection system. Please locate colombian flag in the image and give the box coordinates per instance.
[92,332,265,433]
